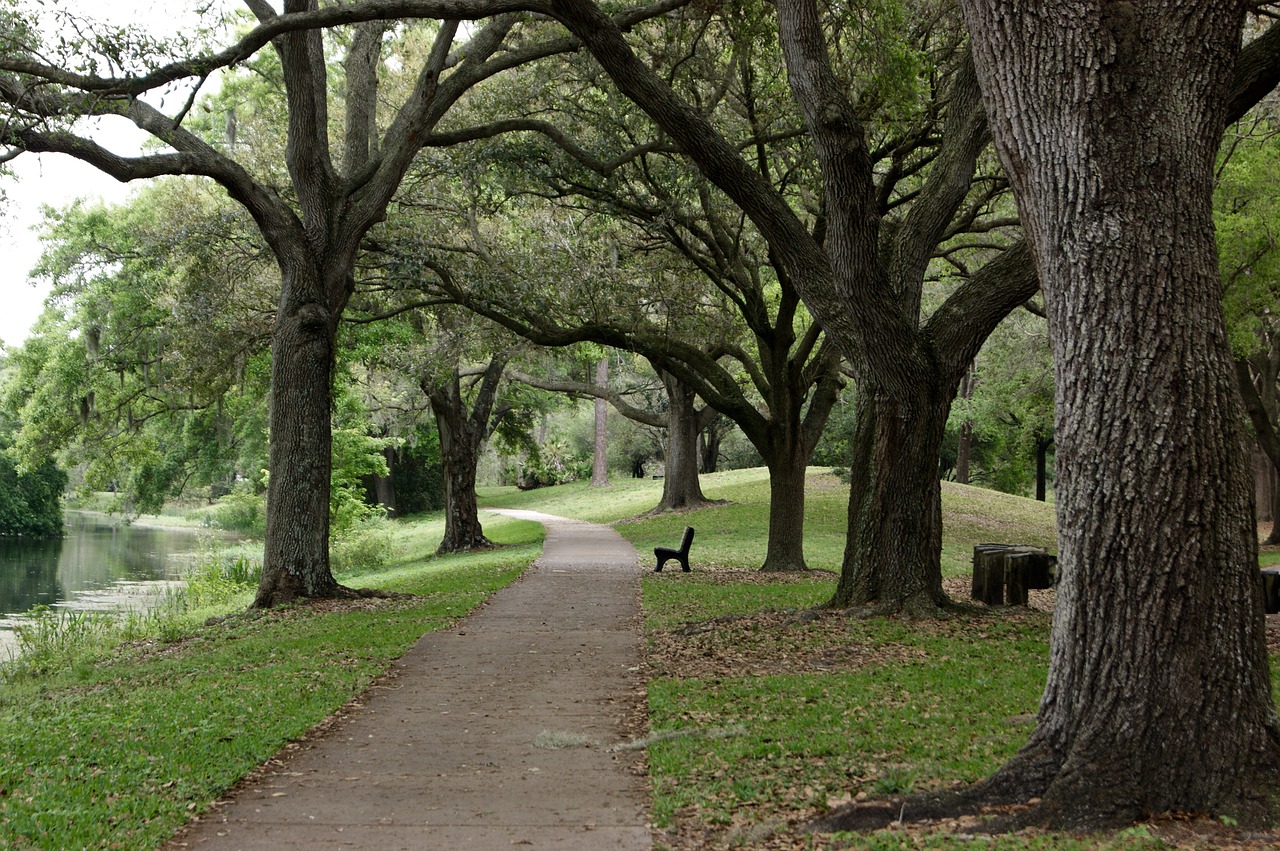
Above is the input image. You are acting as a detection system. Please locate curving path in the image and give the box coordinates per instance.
[168,510,650,850]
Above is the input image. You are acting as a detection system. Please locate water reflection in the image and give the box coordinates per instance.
[0,512,210,629]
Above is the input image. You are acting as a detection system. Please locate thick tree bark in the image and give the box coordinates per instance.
[432,399,490,553]
[960,0,1280,828]
[827,381,952,614]
[254,263,341,607]
[655,370,709,510]
[760,437,811,573]
[591,357,609,487]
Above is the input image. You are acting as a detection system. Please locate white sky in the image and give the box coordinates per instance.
[0,1,241,349]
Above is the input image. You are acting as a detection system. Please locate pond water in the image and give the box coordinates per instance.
[0,512,212,658]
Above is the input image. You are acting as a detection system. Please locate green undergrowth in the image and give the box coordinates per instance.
[0,514,542,850]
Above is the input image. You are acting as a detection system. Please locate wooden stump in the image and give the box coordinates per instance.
[971,544,1007,605]
[972,544,1057,607]
[1261,567,1280,615]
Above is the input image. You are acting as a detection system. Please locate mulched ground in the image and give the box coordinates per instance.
[644,565,1280,850]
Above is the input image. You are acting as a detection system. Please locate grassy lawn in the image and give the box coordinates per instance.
[486,468,1280,849]
[0,514,542,850]
[6,469,1274,849]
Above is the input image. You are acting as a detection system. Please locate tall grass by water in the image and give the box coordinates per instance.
[0,513,542,850]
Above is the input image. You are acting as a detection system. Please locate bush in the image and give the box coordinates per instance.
[208,487,266,537]
[0,452,67,537]
[332,519,393,575]
[184,552,262,608]
[507,440,591,490]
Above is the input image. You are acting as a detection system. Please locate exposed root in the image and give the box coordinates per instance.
[636,498,731,518]
[824,590,978,620]
[340,585,414,601]
[435,537,495,555]
[808,789,981,834]
[809,738,1280,839]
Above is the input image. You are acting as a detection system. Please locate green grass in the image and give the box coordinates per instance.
[483,467,1058,579]
[646,617,1051,828]
[8,470,1271,848]
[0,514,542,850]
[486,468,1272,848]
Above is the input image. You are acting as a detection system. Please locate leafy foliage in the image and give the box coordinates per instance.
[0,435,65,537]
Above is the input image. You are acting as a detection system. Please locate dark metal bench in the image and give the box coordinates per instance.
[654,526,695,572]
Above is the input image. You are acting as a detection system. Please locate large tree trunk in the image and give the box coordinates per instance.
[655,370,708,510]
[429,373,497,554]
[591,357,609,487]
[254,266,340,607]
[760,438,810,572]
[826,382,952,615]
[430,391,491,553]
[961,0,1280,828]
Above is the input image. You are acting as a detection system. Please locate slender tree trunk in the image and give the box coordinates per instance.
[1269,463,1280,545]
[373,447,398,517]
[826,381,952,615]
[955,367,975,485]
[699,426,722,475]
[1033,434,1050,502]
[962,0,1280,828]
[255,266,339,607]
[591,357,609,487]
[655,371,708,510]
[955,421,973,485]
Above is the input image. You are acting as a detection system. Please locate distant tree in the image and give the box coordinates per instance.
[1217,115,1280,541]
[6,188,272,516]
[0,422,65,538]
[405,18,842,569]
[951,309,1054,499]
[543,0,1038,600]
[590,356,609,487]
[0,2,679,607]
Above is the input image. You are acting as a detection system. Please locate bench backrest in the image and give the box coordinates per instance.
[680,526,695,551]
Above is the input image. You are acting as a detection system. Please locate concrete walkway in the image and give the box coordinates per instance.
[168,510,650,850]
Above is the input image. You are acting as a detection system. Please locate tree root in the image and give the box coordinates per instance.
[337,584,415,601]
[436,537,495,555]
[825,591,983,620]
[638,498,730,518]
[809,739,1280,836]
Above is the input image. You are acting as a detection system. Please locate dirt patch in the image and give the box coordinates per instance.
[647,607,922,680]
